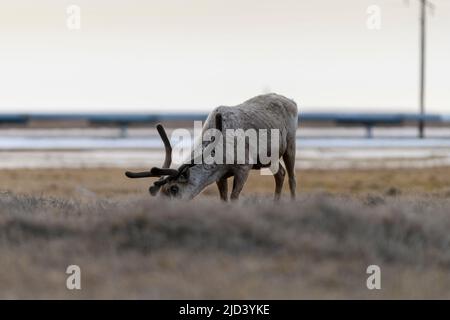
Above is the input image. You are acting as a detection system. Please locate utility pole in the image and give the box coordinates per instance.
[418,0,426,138]
[415,0,434,138]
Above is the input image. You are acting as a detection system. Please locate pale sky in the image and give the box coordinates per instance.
[0,0,449,113]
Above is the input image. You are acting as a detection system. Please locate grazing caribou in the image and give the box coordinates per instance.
[125,93,298,200]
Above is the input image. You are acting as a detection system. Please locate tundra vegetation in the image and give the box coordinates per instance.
[1,167,450,298]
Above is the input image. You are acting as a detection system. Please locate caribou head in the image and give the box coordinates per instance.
[125,116,228,200]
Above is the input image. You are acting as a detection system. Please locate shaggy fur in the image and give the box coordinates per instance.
[160,93,298,200]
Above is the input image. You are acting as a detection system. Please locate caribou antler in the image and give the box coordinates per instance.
[124,123,187,196]
[125,123,173,179]
[150,167,178,176]
[125,171,158,178]
[125,123,198,196]
[156,124,172,169]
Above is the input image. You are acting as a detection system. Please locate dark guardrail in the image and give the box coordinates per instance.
[0,112,448,138]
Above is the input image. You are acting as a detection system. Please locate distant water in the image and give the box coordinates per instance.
[1,128,450,168]
[0,136,450,149]
[1,147,450,169]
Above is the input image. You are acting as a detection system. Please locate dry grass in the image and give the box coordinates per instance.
[2,167,450,198]
[0,167,450,299]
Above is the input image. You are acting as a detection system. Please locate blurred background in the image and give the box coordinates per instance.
[2,0,450,300]
[0,0,449,169]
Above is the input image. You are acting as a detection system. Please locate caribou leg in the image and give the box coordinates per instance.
[273,164,286,201]
[230,166,251,201]
[283,145,296,200]
[216,177,229,201]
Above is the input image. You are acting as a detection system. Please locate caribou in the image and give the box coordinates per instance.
[125,93,298,200]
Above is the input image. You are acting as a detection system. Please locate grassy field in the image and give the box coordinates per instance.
[1,167,450,299]
[2,167,450,198]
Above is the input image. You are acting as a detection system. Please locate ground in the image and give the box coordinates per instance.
[0,167,449,299]
[2,167,450,198]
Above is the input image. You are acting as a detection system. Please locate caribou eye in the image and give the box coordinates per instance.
[169,185,179,196]
[180,168,190,181]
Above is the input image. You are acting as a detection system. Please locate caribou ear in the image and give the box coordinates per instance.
[215,113,223,132]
